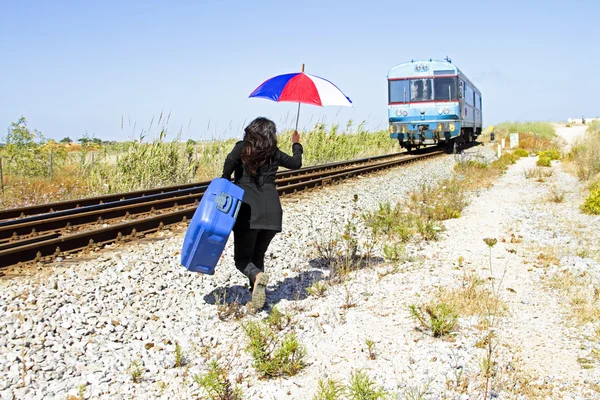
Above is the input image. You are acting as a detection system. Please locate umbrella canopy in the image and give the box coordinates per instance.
[249,72,352,107]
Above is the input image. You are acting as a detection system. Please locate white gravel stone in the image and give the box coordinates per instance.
[1,133,600,398]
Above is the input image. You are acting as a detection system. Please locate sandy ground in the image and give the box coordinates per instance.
[553,123,588,151]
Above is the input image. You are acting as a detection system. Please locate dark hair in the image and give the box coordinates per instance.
[241,117,277,177]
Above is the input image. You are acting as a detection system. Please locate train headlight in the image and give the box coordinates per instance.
[402,110,408,116]
[448,123,456,132]
[395,109,401,116]
[443,108,449,114]
[438,109,443,115]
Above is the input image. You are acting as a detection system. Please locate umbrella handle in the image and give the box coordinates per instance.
[295,102,301,132]
[294,64,305,133]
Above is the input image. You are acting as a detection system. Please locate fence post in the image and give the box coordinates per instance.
[0,157,4,194]
[50,150,53,182]
[497,143,502,158]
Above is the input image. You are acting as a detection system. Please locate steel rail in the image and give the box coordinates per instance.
[0,150,444,269]
[0,154,415,242]
[0,152,406,221]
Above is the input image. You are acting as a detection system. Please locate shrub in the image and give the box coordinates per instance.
[582,189,600,215]
[536,156,552,167]
[489,152,519,172]
[513,148,529,158]
[539,149,560,161]
[566,125,600,181]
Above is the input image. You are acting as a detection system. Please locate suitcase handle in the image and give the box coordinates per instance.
[233,200,242,219]
[215,192,233,214]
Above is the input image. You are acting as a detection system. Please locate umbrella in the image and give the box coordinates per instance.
[249,64,352,131]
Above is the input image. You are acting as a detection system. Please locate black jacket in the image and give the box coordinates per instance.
[222,141,303,232]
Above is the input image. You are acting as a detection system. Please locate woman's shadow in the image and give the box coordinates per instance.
[203,268,325,308]
[202,255,386,309]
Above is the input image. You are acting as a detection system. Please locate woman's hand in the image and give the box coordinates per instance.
[292,130,300,144]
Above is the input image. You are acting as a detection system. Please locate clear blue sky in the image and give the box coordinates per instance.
[1,0,598,142]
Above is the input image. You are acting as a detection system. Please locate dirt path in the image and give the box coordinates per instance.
[554,123,588,151]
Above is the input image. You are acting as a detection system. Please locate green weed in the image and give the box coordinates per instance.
[193,359,243,400]
[408,300,458,337]
[365,339,376,360]
[174,341,187,368]
[240,317,306,378]
[313,378,345,400]
[127,359,143,383]
[346,369,388,400]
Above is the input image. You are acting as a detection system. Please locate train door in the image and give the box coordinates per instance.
[473,90,478,132]
[459,81,464,117]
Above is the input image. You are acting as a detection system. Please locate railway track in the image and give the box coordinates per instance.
[0,148,445,269]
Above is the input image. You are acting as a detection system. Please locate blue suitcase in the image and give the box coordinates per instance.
[180,178,244,275]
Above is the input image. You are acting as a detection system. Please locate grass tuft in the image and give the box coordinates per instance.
[240,311,306,378]
[193,359,244,400]
[409,300,458,337]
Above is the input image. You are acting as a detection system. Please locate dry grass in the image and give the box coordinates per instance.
[0,171,99,209]
[481,122,558,153]
[1,119,396,209]
[492,352,556,398]
[439,272,507,319]
[546,269,600,325]
[566,121,600,181]
[453,160,496,190]
[547,185,565,203]
[523,166,553,182]
[532,246,561,269]
[365,176,468,243]
[409,269,507,339]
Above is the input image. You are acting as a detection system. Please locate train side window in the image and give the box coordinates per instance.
[465,85,473,106]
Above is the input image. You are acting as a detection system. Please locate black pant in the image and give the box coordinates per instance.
[233,229,277,288]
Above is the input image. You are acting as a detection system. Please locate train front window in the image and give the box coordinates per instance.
[389,80,410,103]
[410,78,433,101]
[434,77,458,101]
[389,77,458,102]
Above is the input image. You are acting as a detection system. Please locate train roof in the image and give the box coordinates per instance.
[387,59,480,94]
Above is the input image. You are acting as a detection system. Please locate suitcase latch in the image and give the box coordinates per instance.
[215,192,232,213]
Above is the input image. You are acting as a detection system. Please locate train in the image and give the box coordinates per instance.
[387,57,482,153]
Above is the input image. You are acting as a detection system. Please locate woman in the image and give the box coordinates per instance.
[222,117,303,311]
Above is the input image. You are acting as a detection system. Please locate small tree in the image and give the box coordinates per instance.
[3,117,49,176]
[60,137,73,144]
